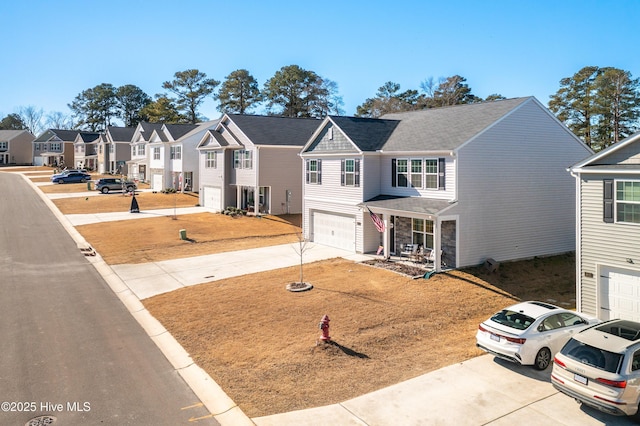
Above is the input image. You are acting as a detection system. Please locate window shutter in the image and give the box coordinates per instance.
[355,159,360,187]
[438,158,446,190]
[391,159,396,187]
[604,179,614,223]
[341,159,345,186]
[305,160,310,184]
[317,159,322,184]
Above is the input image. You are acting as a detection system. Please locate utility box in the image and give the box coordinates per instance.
[179,229,187,240]
[484,258,499,273]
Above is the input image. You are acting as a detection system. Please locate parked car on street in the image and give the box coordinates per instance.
[50,169,86,181]
[95,178,137,194]
[476,301,599,370]
[51,172,92,184]
[552,319,640,417]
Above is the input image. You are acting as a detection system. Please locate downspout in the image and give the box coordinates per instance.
[255,146,260,214]
[570,169,582,313]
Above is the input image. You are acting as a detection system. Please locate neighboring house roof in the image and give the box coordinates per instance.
[329,116,400,151]
[571,130,640,172]
[106,126,136,142]
[136,122,165,141]
[163,124,198,140]
[77,132,100,143]
[0,130,32,141]
[380,97,532,152]
[34,129,80,142]
[226,114,320,146]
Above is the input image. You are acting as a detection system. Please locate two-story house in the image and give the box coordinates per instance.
[570,132,640,320]
[32,129,81,168]
[97,126,135,175]
[0,130,35,165]
[301,97,593,271]
[197,114,319,214]
[147,123,208,192]
[73,132,100,170]
[128,122,164,182]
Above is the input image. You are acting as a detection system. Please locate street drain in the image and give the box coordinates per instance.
[26,416,56,426]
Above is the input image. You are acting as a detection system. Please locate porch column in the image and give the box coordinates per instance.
[434,219,441,273]
[383,214,391,259]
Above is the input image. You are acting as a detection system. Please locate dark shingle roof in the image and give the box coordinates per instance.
[362,194,453,215]
[163,124,198,140]
[34,129,80,142]
[107,126,136,141]
[380,97,532,151]
[228,114,320,146]
[329,116,399,151]
[78,132,100,143]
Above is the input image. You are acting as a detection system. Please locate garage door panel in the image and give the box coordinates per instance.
[312,211,355,252]
[601,267,640,321]
[203,187,221,212]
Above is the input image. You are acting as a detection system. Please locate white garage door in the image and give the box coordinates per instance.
[600,266,640,321]
[203,187,222,212]
[312,211,355,251]
[152,174,163,192]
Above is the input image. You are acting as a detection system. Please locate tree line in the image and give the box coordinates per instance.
[2,65,639,152]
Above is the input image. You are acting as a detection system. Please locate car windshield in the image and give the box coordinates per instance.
[490,309,535,330]
[562,339,624,373]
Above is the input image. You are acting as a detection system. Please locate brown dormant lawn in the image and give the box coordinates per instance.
[14,169,577,418]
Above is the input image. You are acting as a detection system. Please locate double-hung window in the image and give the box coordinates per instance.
[0,142,8,150]
[396,159,408,187]
[410,159,422,188]
[233,150,252,169]
[205,152,217,168]
[341,159,360,187]
[153,147,160,160]
[616,180,640,224]
[306,159,321,184]
[137,145,145,156]
[170,146,181,160]
[424,159,438,189]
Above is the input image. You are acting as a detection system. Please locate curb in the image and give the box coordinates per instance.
[22,174,254,426]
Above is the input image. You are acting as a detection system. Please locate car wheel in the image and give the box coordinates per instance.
[101,187,109,194]
[57,180,64,184]
[126,186,134,192]
[81,179,87,183]
[534,347,552,370]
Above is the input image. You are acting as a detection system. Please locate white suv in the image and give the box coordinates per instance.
[551,319,640,417]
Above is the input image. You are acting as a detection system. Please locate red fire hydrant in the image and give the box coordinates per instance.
[318,314,331,342]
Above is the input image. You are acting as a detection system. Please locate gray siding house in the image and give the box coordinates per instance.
[97,126,135,175]
[570,132,640,320]
[197,114,319,214]
[32,129,80,167]
[301,97,593,271]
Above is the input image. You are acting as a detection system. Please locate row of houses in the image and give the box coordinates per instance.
[3,96,639,321]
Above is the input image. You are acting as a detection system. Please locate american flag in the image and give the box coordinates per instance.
[367,206,385,233]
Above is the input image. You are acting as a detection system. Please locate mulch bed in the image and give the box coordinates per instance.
[361,259,430,278]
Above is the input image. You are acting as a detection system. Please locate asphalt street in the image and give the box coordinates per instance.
[0,173,219,425]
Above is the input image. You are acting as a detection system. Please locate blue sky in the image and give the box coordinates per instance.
[2,0,639,125]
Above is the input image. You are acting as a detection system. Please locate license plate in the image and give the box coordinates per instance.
[574,373,588,385]
[490,333,500,342]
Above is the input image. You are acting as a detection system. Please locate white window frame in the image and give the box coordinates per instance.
[307,159,319,184]
[412,218,434,249]
[616,179,640,224]
[396,159,408,187]
[234,150,252,169]
[0,142,7,150]
[344,159,356,186]
[205,151,217,168]
[170,145,181,160]
[153,147,160,160]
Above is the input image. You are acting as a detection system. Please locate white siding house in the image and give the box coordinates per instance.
[301,97,593,271]
[570,132,640,320]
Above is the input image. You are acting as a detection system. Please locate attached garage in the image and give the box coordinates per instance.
[203,186,222,212]
[311,211,356,251]
[599,266,640,321]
